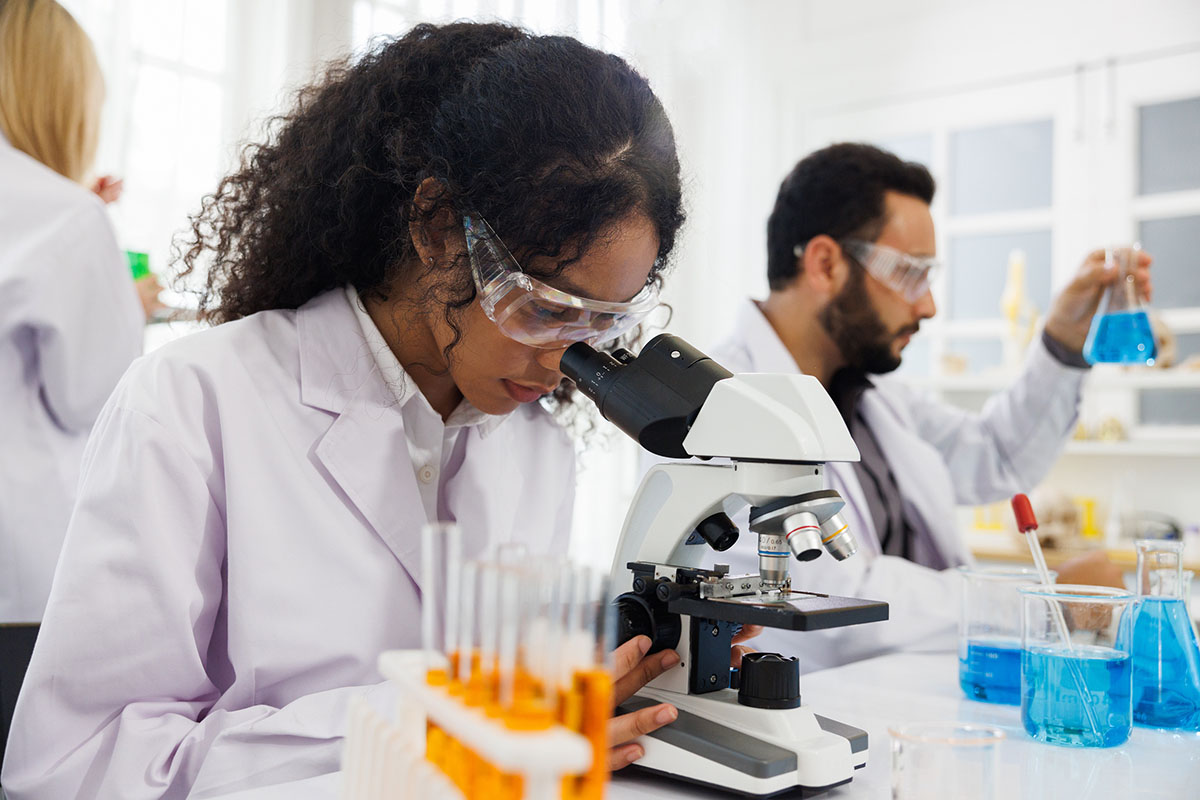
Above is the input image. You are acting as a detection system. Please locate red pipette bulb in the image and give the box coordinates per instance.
[1011,493,1038,533]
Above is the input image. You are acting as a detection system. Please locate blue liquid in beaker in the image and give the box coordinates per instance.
[1131,597,1200,730]
[1022,646,1132,748]
[960,637,1022,705]
[1084,309,1156,365]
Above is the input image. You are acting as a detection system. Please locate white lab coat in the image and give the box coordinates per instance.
[704,300,1086,672]
[1,288,576,798]
[0,137,143,624]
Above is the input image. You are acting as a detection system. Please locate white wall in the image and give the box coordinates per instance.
[618,0,1200,350]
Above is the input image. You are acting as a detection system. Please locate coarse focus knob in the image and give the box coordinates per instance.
[615,592,681,654]
[737,652,801,710]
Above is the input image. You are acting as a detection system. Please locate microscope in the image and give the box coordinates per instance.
[561,334,888,797]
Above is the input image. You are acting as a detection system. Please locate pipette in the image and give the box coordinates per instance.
[1011,493,1102,738]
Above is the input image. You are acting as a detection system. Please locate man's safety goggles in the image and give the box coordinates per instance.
[795,239,941,303]
[464,215,661,349]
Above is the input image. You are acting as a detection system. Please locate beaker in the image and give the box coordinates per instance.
[890,722,1004,800]
[1083,245,1156,365]
[1020,584,1135,748]
[959,567,1050,705]
[1129,539,1200,731]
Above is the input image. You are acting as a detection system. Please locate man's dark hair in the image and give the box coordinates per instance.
[766,143,935,290]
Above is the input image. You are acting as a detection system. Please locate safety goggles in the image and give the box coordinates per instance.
[464,215,661,349]
[795,239,940,303]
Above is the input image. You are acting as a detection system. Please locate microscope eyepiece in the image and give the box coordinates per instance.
[559,335,732,459]
[559,343,624,407]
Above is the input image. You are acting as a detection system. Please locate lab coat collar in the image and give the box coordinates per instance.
[297,289,388,414]
[736,299,802,374]
[342,286,506,436]
[295,290,426,580]
[296,287,507,436]
[295,289,527,590]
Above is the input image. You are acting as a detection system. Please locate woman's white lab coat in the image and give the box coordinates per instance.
[0,138,143,624]
[706,300,1086,672]
[1,288,576,798]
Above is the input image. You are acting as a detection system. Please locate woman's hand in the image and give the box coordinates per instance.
[606,625,765,770]
[136,274,168,321]
[607,636,678,770]
[91,174,124,204]
[731,624,764,668]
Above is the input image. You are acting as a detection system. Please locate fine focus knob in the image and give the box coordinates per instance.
[737,652,801,710]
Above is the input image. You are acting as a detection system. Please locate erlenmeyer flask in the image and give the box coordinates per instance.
[1129,539,1200,730]
[1083,245,1157,365]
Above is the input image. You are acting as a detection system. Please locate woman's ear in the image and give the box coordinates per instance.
[801,234,850,299]
[409,177,458,266]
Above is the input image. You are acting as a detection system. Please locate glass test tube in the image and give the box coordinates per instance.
[455,561,478,688]
[476,564,501,706]
[571,566,615,800]
[420,522,461,682]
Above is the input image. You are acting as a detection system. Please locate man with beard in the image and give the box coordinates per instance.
[708,143,1149,671]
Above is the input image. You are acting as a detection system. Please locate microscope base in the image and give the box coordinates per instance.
[621,688,868,797]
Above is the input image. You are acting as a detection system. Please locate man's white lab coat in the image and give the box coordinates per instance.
[707,300,1086,672]
[2,289,576,798]
[0,137,143,623]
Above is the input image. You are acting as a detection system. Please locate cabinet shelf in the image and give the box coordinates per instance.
[1061,440,1200,457]
[968,540,1200,572]
[906,367,1200,393]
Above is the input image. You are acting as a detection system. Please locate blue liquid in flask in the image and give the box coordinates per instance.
[960,637,1022,705]
[1022,645,1132,748]
[1130,596,1200,731]
[1084,309,1156,365]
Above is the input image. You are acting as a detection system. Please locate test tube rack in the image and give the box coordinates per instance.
[341,650,596,800]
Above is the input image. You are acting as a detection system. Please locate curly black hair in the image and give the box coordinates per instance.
[176,21,684,383]
[766,142,934,291]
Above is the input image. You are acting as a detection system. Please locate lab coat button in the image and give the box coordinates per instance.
[418,465,436,483]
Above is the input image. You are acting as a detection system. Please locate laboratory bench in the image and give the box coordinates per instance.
[968,538,1200,573]
[613,652,1199,799]
[205,651,1199,800]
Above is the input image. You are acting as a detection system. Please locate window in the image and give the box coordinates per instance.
[1133,92,1200,426]
[1139,96,1200,195]
[949,120,1054,215]
[62,0,233,293]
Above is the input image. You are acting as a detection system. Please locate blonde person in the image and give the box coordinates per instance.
[0,0,144,772]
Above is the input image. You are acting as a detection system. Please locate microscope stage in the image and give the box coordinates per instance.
[669,591,888,631]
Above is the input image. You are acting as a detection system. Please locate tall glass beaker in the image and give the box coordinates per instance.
[1020,585,1135,748]
[1083,245,1156,366]
[1130,539,1200,731]
[959,567,1048,705]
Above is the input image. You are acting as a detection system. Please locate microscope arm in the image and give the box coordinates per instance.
[609,461,826,592]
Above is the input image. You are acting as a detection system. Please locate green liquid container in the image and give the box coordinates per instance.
[125,250,150,281]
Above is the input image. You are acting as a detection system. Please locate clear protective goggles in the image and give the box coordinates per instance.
[795,238,940,302]
[464,215,661,349]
